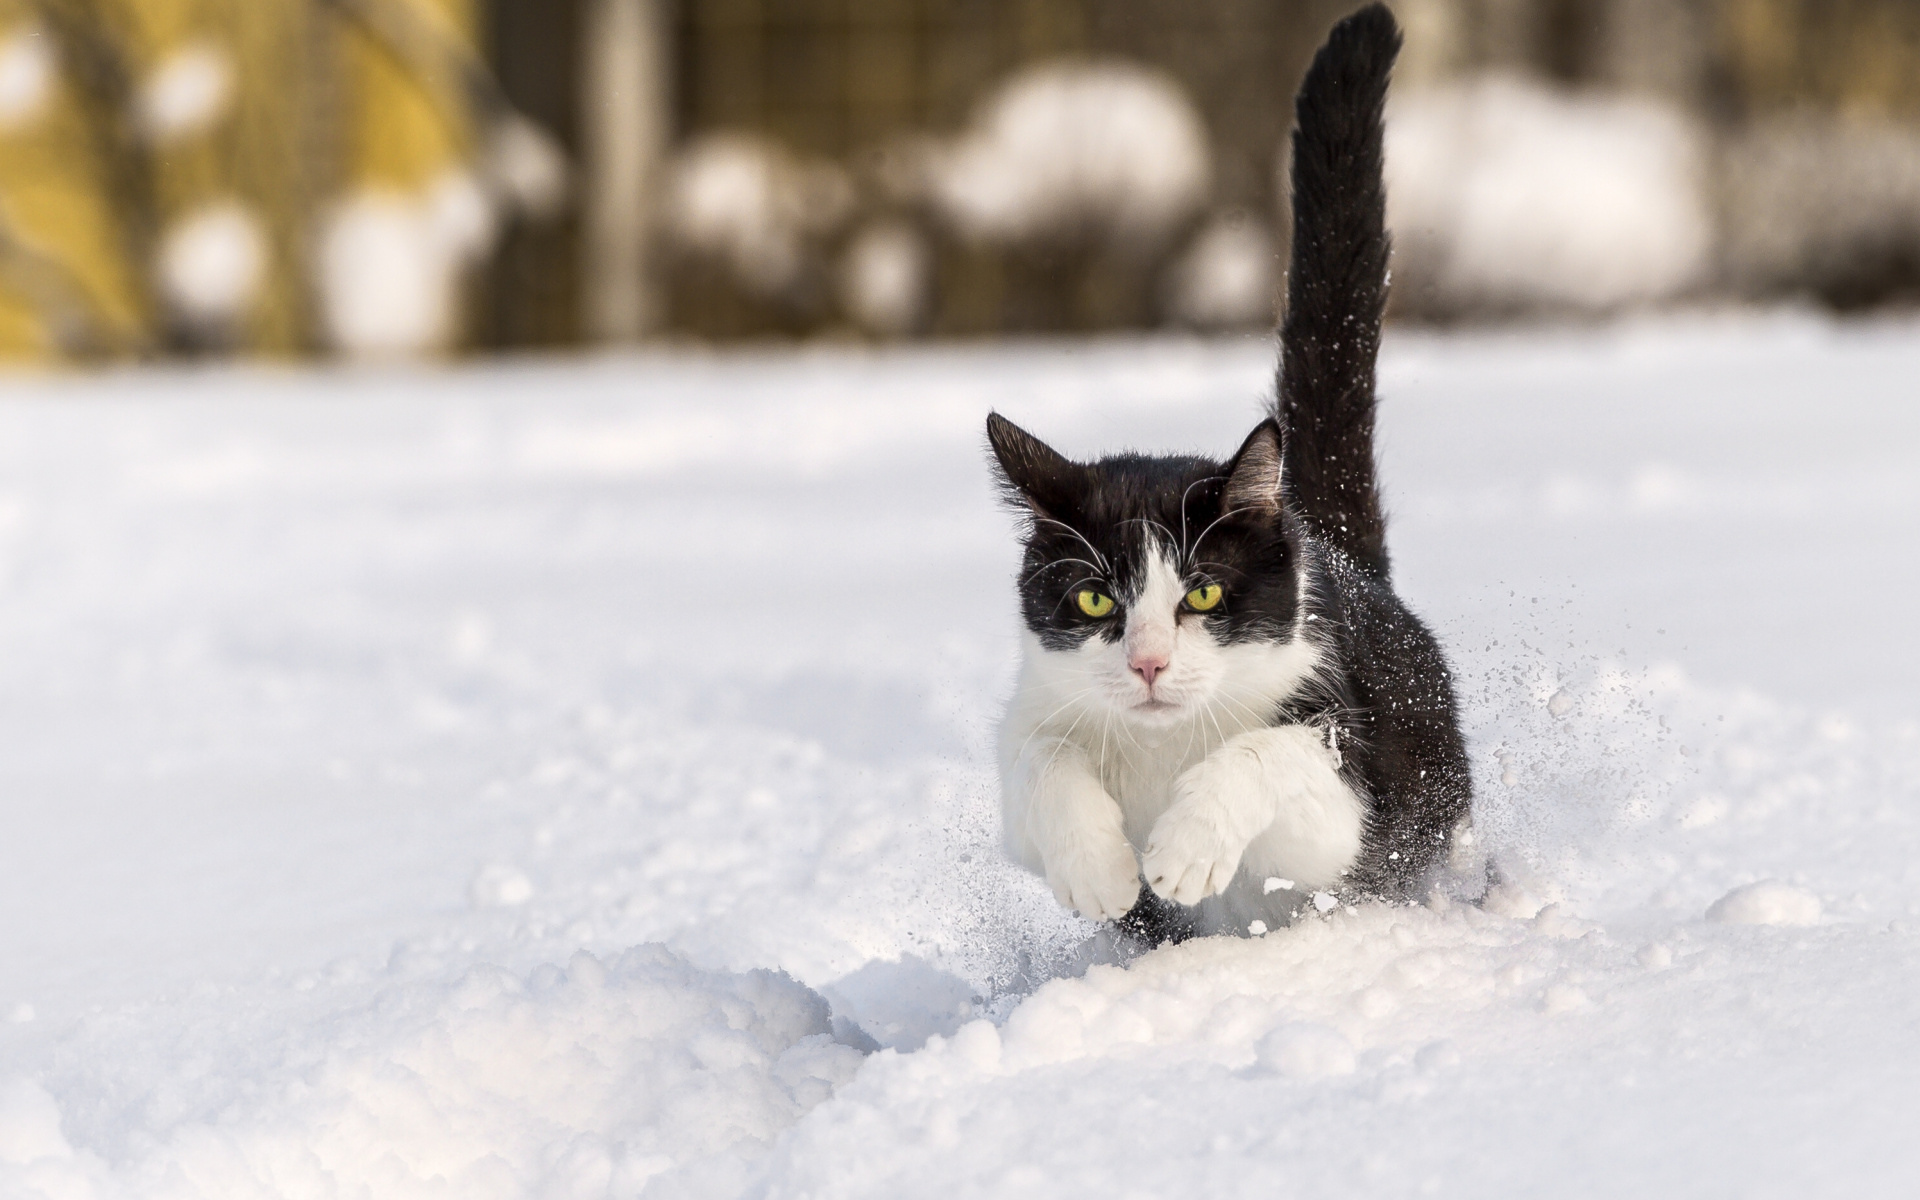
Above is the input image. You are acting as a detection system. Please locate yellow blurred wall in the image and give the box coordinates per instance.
[0,0,478,360]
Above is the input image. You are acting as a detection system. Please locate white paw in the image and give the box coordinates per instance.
[1143,757,1261,905]
[1142,807,1243,905]
[1045,835,1141,922]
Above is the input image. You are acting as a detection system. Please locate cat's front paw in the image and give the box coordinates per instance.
[1045,835,1142,922]
[1143,760,1258,905]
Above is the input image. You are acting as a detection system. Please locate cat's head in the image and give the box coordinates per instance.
[987,413,1312,727]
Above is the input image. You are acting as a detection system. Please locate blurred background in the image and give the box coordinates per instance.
[0,0,1918,360]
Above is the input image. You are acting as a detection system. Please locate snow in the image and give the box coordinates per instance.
[0,26,52,130]
[926,61,1211,246]
[1164,213,1278,328]
[1706,881,1823,927]
[156,202,266,328]
[1386,76,1712,313]
[4,948,860,1200]
[138,42,233,143]
[838,220,930,337]
[665,135,853,297]
[318,176,496,358]
[2,316,1919,1197]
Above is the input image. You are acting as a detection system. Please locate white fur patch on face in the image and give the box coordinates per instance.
[1118,546,1183,690]
[1095,541,1317,731]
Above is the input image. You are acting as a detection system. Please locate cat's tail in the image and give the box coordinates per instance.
[1275,3,1399,580]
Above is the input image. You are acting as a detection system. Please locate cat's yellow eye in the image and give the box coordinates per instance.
[1185,584,1223,612]
[1076,589,1116,618]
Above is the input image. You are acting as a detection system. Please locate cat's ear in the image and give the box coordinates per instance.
[987,413,1083,517]
[1222,419,1284,518]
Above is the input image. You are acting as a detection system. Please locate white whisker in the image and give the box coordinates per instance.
[1189,504,1259,560]
[1022,556,1105,587]
[1033,517,1111,575]
[1177,473,1226,565]
[1012,684,1103,763]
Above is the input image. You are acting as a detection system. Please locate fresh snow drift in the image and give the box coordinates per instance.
[1,317,1919,1198]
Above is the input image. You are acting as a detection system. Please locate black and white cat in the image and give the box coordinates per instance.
[987,4,1470,941]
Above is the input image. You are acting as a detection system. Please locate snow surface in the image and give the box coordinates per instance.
[2,316,1919,1198]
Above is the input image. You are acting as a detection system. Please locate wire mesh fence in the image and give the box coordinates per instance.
[1,0,1918,360]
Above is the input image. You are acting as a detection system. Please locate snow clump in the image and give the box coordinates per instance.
[839,218,932,336]
[0,1077,120,1199]
[1706,881,1823,927]
[1256,1022,1357,1078]
[484,112,570,220]
[468,863,535,908]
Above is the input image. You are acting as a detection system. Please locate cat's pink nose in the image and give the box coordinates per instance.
[1131,653,1168,687]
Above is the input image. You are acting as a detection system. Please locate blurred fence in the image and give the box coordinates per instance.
[3,0,1920,360]
[0,0,564,360]
[653,0,1351,340]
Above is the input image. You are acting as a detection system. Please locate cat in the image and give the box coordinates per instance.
[987,3,1471,942]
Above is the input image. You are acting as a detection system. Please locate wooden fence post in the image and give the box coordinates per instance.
[581,0,668,342]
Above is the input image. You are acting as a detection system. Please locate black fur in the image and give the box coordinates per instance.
[1272,4,1469,892]
[1279,2,1398,580]
[1114,885,1200,948]
[985,3,1469,903]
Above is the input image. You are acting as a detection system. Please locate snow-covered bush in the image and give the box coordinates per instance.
[921,60,1211,249]
[1383,74,1712,316]
[137,41,233,143]
[665,133,855,299]
[1719,113,1920,308]
[1162,211,1279,328]
[839,218,933,337]
[318,174,497,358]
[0,24,53,131]
[156,201,266,336]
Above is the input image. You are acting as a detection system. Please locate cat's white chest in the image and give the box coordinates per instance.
[995,625,1341,919]
[1093,718,1224,848]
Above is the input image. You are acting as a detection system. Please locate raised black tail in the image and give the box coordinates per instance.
[1275,3,1398,579]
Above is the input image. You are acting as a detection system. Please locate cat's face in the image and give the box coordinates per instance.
[988,415,1310,728]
